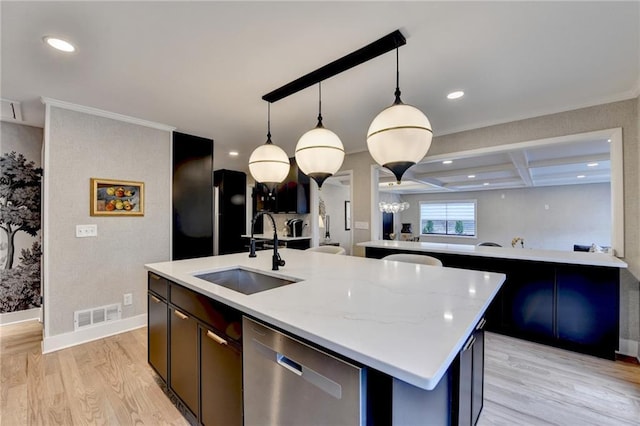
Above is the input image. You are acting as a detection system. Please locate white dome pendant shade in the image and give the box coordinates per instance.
[248,104,290,186]
[367,48,432,183]
[296,125,344,188]
[295,83,345,189]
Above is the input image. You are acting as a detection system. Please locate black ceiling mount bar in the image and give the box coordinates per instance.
[262,30,406,103]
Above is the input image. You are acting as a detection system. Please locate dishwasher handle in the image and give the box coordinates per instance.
[277,353,303,376]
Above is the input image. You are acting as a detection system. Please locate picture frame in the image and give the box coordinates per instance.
[90,178,144,216]
[345,200,351,230]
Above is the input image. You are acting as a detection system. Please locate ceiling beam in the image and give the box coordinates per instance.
[443,177,525,189]
[413,163,515,179]
[262,30,406,103]
[508,151,533,187]
[528,153,609,168]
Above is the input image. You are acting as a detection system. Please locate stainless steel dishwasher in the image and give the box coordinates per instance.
[243,316,367,426]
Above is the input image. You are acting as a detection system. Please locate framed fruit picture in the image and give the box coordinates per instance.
[90,178,144,216]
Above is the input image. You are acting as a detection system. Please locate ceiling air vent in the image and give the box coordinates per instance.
[74,303,122,331]
[1,99,23,121]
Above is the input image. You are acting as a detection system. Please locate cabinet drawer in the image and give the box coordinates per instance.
[170,283,243,343]
[148,272,168,299]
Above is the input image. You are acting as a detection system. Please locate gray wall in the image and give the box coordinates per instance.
[44,107,171,336]
[341,97,639,345]
[399,183,611,251]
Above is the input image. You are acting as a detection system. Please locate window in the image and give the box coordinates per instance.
[420,201,476,237]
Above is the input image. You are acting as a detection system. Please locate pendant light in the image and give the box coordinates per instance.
[248,103,290,186]
[367,47,432,183]
[295,82,345,189]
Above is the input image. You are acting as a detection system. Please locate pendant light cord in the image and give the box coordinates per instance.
[266,102,272,144]
[316,82,324,127]
[394,47,402,104]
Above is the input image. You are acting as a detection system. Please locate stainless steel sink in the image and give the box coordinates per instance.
[194,268,299,295]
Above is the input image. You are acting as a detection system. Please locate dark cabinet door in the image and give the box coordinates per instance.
[200,327,243,426]
[501,263,554,340]
[556,266,619,354]
[455,319,485,426]
[253,183,276,214]
[276,157,310,214]
[148,293,168,382]
[457,336,473,426]
[173,132,214,260]
[170,307,199,416]
[471,323,485,425]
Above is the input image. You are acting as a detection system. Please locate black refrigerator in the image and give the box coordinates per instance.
[173,132,214,260]
[214,169,247,255]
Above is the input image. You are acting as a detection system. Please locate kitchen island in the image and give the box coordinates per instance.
[359,240,627,359]
[146,249,505,425]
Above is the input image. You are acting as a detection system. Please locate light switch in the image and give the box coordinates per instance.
[355,221,369,230]
[76,224,98,238]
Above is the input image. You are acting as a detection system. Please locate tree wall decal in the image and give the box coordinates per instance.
[0,151,42,270]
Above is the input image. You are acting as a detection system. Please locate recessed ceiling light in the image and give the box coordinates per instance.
[607,139,612,143]
[467,174,475,179]
[483,182,490,186]
[442,160,453,165]
[587,162,598,167]
[577,175,586,179]
[229,151,239,157]
[43,36,75,52]
[447,91,464,100]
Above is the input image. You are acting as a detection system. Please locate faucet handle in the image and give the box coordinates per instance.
[249,238,257,258]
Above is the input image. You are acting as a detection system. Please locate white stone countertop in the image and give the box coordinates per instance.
[358,240,628,268]
[241,233,311,241]
[146,249,505,390]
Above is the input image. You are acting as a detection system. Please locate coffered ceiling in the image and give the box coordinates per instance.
[379,134,612,194]
[1,1,638,176]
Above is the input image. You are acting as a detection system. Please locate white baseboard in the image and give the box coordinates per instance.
[618,338,640,361]
[0,307,42,325]
[42,313,146,354]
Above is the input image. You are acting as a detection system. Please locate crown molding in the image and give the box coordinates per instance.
[40,97,176,132]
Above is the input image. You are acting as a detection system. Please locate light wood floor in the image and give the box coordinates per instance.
[478,333,640,426]
[1,321,639,425]
[0,321,188,425]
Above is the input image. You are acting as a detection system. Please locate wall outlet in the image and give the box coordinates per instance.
[76,224,98,238]
[123,293,133,306]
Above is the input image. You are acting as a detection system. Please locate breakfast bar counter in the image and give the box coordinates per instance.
[359,240,627,359]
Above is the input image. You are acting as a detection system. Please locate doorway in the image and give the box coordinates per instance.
[318,172,353,254]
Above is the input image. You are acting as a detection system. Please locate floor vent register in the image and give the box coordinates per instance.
[74,303,122,331]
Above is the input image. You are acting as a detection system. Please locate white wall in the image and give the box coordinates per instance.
[320,182,351,254]
[399,183,611,251]
[44,105,172,338]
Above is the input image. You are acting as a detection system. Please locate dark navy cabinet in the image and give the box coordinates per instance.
[556,265,619,357]
[501,263,555,340]
[365,247,620,359]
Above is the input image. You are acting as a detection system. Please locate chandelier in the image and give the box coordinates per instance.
[379,202,409,214]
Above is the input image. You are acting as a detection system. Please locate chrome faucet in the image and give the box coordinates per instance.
[249,211,285,271]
